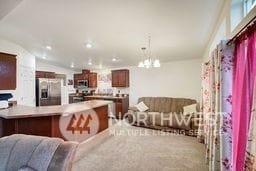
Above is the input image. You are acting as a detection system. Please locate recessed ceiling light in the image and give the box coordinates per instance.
[88,59,92,65]
[42,56,46,59]
[85,43,92,48]
[112,58,117,62]
[46,46,52,50]
[70,63,74,68]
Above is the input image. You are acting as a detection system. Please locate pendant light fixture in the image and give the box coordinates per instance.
[138,36,160,68]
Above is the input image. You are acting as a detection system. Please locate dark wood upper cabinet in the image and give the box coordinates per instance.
[82,69,90,74]
[73,73,84,88]
[111,69,129,87]
[36,71,55,78]
[73,71,97,88]
[0,52,17,90]
[112,71,119,87]
[89,73,97,88]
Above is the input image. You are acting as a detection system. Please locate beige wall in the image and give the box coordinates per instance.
[129,59,201,105]
[203,0,232,62]
[97,58,202,106]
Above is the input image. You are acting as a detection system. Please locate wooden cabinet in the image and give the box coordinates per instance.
[73,73,86,88]
[112,72,119,87]
[0,52,17,90]
[115,98,129,118]
[89,73,97,88]
[36,71,45,78]
[82,69,90,74]
[111,69,129,87]
[36,71,55,78]
[45,72,55,78]
[84,96,129,119]
[74,71,97,88]
[115,102,123,117]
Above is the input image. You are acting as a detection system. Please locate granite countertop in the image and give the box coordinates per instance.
[0,100,113,119]
[85,95,128,100]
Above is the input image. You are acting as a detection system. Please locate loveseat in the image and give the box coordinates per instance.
[126,97,199,136]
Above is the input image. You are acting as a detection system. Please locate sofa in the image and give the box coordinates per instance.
[126,97,200,136]
[0,134,77,171]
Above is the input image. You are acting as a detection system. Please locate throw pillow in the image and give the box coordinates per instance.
[135,101,149,112]
[183,104,197,116]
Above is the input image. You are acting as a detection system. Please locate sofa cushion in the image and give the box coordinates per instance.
[133,112,150,126]
[0,134,77,171]
[0,134,62,171]
[138,97,197,113]
[170,114,192,130]
[147,112,191,130]
[148,112,169,127]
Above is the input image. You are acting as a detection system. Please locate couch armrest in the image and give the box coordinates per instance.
[48,142,77,171]
[191,117,202,130]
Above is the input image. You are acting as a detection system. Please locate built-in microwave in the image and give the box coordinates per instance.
[77,80,88,88]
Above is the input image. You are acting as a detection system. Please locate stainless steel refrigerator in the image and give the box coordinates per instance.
[36,78,62,106]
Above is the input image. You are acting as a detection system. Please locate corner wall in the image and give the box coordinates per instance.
[203,0,231,62]
[0,38,36,106]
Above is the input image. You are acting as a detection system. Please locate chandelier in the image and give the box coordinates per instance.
[138,36,160,68]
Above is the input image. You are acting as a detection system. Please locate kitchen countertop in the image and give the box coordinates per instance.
[0,100,113,119]
[85,95,128,100]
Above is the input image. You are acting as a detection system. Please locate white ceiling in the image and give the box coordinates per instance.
[0,0,23,20]
[0,0,224,70]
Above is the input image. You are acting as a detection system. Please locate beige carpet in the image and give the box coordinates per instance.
[72,123,208,171]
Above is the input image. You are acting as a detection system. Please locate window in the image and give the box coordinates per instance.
[244,0,256,15]
[231,0,256,31]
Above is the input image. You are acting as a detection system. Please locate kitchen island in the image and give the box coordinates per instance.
[84,95,129,118]
[0,100,112,142]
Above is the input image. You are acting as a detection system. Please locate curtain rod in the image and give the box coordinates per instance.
[227,15,256,45]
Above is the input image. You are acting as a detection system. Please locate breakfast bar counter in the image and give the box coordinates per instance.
[0,100,112,141]
[84,95,129,118]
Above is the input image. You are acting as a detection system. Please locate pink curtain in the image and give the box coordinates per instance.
[232,23,256,171]
[245,79,256,170]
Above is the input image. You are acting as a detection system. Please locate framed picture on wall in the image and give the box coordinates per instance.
[68,79,73,85]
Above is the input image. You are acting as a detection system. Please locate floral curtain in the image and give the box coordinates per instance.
[197,62,211,143]
[199,41,234,171]
[219,42,234,171]
[245,80,256,170]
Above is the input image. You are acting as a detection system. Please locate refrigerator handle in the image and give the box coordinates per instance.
[48,81,50,99]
